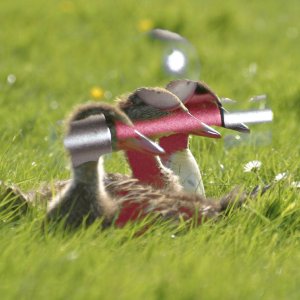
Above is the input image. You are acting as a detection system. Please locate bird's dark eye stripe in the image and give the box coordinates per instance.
[195,84,211,95]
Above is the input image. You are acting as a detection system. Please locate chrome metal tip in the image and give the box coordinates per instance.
[200,122,222,137]
[224,122,250,133]
[133,129,166,155]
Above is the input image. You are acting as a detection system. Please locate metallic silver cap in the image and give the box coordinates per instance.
[223,109,273,127]
[64,114,112,167]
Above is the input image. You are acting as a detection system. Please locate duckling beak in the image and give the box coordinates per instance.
[133,130,165,154]
[118,128,165,155]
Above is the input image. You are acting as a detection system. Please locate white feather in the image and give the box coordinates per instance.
[161,149,205,196]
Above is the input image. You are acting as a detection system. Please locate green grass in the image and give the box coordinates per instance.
[1,0,300,299]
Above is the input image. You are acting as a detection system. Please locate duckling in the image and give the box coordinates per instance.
[118,80,249,196]
[45,103,129,229]
[118,85,206,194]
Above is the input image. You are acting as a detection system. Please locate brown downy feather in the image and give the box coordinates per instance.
[0,181,29,219]
[117,89,170,120]
[1,173,269,227]
[106,176,263,222]
[45,159,116,229]
[68,101,133,126]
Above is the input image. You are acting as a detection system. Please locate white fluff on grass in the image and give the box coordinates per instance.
[243,160,262,173]
[291,181,300,188]
[274,172,288,182]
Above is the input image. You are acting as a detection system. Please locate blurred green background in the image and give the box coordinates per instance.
[1,0,300,188]
[1,0,300,175]
[0,1,300,299]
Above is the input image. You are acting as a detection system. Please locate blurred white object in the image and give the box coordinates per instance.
[243,160,262,173]
[161,149,205,196]
[223,109,273,126]
[7,74,16,85]
[274,172,288,182]
[150,28,200,79]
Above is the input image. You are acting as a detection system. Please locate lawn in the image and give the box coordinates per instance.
[0,0,299,299]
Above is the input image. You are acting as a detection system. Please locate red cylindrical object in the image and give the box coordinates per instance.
[116,101,222,143]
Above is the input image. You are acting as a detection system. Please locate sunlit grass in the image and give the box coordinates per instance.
[0,0,300,299]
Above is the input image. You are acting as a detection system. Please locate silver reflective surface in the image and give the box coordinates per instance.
[150,28,200,79]
[164,49,187,74]
[150,28,186,42]
[223,109,273,126]
[64,114,112,167]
